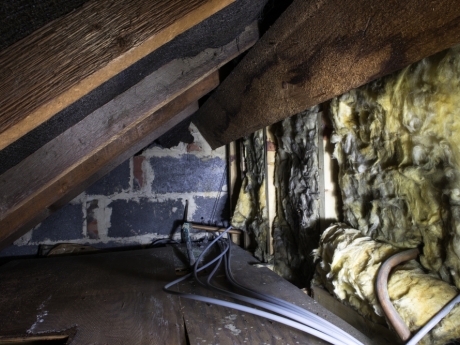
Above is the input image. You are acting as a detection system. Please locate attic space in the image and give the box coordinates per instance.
[1,0,460,344]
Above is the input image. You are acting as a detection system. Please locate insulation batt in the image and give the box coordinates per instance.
[232,129,271,262]
[272,107,321,285]
[314,223,460,345]
[330,45,460,288]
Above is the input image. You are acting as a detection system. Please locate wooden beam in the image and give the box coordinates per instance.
[194,0,460,149]
[0,0,234,150]
[0,23,259,250]
[227,141,241,245]
[264,126,276,255]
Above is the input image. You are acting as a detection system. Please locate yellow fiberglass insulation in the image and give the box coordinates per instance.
[313,223,460,345]
[330,45,460,288]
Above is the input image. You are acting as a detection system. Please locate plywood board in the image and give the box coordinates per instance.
[0,247,186,345]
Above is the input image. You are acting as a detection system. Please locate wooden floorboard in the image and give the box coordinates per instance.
[0,0,234,150]
[194,0,460,148]
[0,23,259,251]
[177,244,370,345]
[0,247,186,345]
[0,244,373,344]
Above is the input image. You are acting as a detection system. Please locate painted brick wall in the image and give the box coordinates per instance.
[1,124,228,257]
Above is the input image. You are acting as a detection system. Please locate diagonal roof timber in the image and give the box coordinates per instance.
[0,23,259,251]
[193,0,460,149]
[0,0,235,150]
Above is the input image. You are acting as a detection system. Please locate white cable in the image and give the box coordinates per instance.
[406,294,460,345]
[164,227,364,345]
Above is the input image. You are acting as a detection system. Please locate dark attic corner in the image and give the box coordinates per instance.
[1,0,460,344]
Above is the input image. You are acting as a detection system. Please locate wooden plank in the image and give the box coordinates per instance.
[0,0,234,150]
[228,141,241,245]
[265,127,276,255]
[312,286,401,345]
[194,0,460,148]
[179,244,371,345]
[0,23,259,251]
[320,111,341,231]
[0,247,186,345]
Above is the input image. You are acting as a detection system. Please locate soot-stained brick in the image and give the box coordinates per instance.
[86,159,130,196]
[32,203,83,242]
[133,156,145,191]
[108,198,184,238]
[0,245,39,257]
[86,200,99,239]
[150,155,226,193]
[193,195,229,226]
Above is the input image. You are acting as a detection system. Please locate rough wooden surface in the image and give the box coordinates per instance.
[0,244,372,344]
[0,0,268,176]
[0,23,259,251]
[194,0,460,148]
[0,0,234,150]
[312,286,401,345]
[0,247,186,345]
[178,244,370,345]
[265,127,276,255]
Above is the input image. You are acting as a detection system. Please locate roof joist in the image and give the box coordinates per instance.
[194,0,460,148]
[0,0,234,150]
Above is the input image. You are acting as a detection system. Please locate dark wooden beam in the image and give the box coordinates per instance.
[0,0,234,150]
[0,23,259,250]
[194,0,460,148]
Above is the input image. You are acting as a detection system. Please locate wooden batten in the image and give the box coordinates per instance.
[0,0,234,150]
[264,127,276,255]
[194,0,460,149]
[228,141,241,245]
[0,23,259,250]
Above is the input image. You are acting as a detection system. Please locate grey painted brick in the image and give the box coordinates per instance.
[31,203,84,242]
[86,159,130,196]
[108,198,184,238]
[150,155,226,193]
[192,195,229,227]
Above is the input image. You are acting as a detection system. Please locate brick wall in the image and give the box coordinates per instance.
[1,124,228,257]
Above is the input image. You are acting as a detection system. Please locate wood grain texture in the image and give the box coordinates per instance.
[179,244,371,345]
[312,286,401,345]
[0,0,234,150]
[194,0,460,148]
[0,247,186,345]
[0,244,371,344]
[265,127,276,255]
[0,22,259,250]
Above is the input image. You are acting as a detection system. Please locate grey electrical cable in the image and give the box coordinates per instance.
[219,238,363,345]
[405,294,460,345]
[221,239,360,342]
[199,239,363,345]
[164,227,364,345]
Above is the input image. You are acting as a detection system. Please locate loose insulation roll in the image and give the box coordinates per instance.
[313,223,460,345]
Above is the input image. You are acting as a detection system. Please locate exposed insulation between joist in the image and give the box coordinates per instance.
[314,223,460,345]
[231,130,270,262]
[330,44,460,287]
[272,107,321,284]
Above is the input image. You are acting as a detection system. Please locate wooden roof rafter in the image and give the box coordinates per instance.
[194,0,460,148]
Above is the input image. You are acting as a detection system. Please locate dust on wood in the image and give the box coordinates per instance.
[0,0,234,150]
[0,247,186,345]
[0,22,259,251]
[179,244,370,345]
[194,0,460,148]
